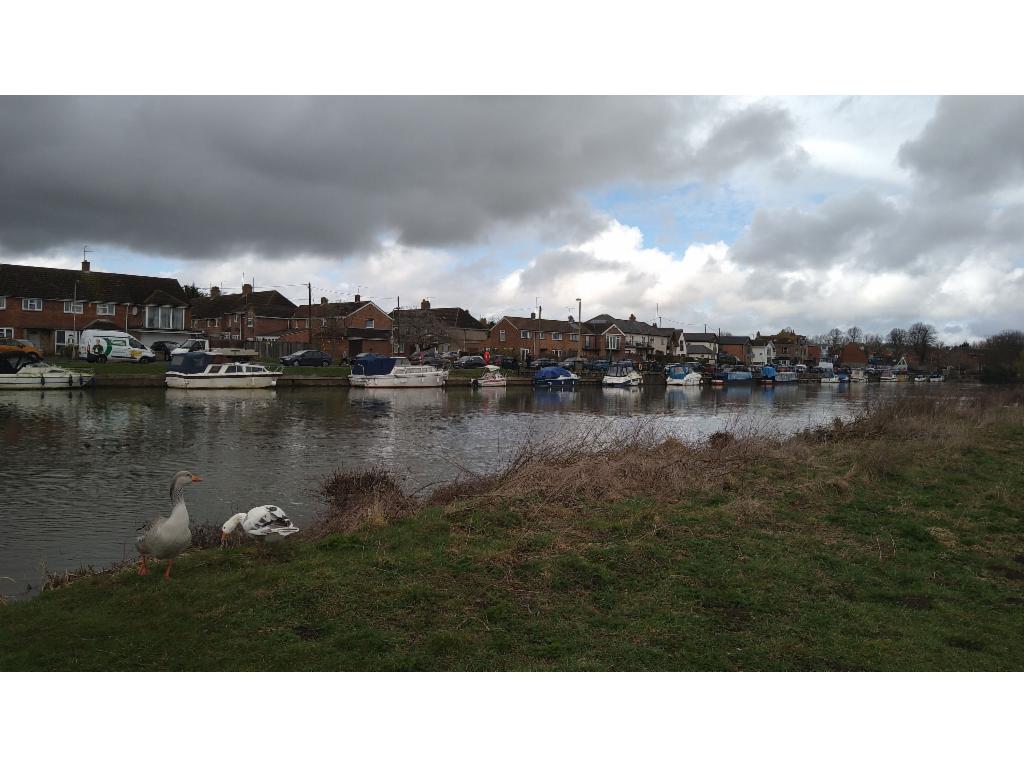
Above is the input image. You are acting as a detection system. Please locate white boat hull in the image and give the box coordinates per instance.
[602,373,643,387]
[0,367,95,390]
[165,373,279,389]
[351,371,448,388]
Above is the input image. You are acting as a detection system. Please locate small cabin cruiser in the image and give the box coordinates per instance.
[602,362,643,387]
[165,350,281,389]
[0,353,95,390]
[666,364,703,386]
[533,365,579,390]
[472,364,507,387]
[349,355,448,388]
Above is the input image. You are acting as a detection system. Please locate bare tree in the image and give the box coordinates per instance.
[846,326,862,343]
[906,322,937,364]
[393,309,450,353]
[826,327,844,351]
[863,333,885,355]
[888,327,908,352]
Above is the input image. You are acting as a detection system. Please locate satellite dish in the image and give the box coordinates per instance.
[131,306,139,316]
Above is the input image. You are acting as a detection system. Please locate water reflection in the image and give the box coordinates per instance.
[0,382,968,599]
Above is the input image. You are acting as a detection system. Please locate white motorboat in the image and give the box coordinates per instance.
[929,375,944,382]
[913,375,927,382]
[602,362,643,387]
[533,365,580,389]
[0,359,95,390]
[666,364,702,386]
[165,350,281,389]
[820,374,841,384]
[472,364,507,387]
[349,355,448,388]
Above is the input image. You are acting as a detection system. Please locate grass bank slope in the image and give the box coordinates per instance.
[2,393,1023,670]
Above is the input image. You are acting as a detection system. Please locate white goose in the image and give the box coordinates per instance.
[221,505,300,546]
[136,470,202,579]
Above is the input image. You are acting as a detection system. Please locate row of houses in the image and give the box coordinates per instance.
[0,260,825,364]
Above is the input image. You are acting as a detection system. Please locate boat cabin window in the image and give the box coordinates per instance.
[225,365,241,374]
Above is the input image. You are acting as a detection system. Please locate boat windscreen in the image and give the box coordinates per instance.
[352,356,397,376]
[168,351,212,374]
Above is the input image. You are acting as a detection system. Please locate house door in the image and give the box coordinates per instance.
[25,329,47,350]
[349,339,363,356]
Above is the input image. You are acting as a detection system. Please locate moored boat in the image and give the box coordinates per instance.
[165,350,281,389]
[349,355,448,388]
[472,364,507,387]
[533,365,579,390]
[0,356,95,390]
[602,362,643,387]
[666,364,702,386]
[711,366,753,386]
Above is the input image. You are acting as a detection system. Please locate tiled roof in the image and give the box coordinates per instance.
[685,344,716,355]
[682,332,718,343]
[393,307,489,330]
[718,335,751,345]
[190,290,296,318]
[587,316,675,337]
[298,301,377,319]
[499,316,592,333]
[0,262,189,306]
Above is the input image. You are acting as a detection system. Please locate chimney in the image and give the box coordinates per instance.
[210,286,221,298]
[629,313,636,321]
[354,293,361,303]
[81,259,91,272]
[421,299,430,310]
[320,296,328,304]
[530,312,536,320]
[242,283,253,296]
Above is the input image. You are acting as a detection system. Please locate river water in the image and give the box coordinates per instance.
[0,382,961,598]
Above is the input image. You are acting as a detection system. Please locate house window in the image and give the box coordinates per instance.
[570,333,579,342]
[96,303,116,316]
[0,296,6,309]
[247,316,254,328]
[63,301,84,314]
[608,335,620,350]
[321,319,327,327]
[364,319,374,329]
[584,335,594,349]
[22,298,43,311]
[55,330,78,347]
[144,306,185,330]
[521,330,531,339]
[553,332,562,341]
[499,329,506,342]
[537,331,545,339]
[0,327,13,338]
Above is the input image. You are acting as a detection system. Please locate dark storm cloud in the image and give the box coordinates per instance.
[0,96,796,259]
[898,96,1024,196]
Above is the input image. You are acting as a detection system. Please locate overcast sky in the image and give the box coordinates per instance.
[2,95,1022,341]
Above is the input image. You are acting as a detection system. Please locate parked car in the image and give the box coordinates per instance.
[280,349,333,367]
[584,359,610,372]
[0,338,42,361]
[528,357,558,369]
[454,355,485,369]
[498,356,521,371]
[561,357,586,368]
[149,340,178,360]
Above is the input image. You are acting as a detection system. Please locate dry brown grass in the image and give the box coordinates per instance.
[312,388,1024,537]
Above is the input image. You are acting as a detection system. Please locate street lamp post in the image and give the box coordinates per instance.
[576,297,582,372]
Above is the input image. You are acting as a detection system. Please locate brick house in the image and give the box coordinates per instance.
[586,314,676,362]
[0,259,191,353]
[718,335,752,363]
[392,299,490,354]
[769,329,809,363]
[189,284,296,346]
[836,342,868,367]
[280,296,393,358]
[488,314,588,361]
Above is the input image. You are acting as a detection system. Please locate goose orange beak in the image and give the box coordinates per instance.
[191,475,203,482]
[220,531,228,547]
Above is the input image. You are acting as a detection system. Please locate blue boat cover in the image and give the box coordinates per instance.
[761,365,777,378]
[352,355,396,376]
[534,366,573,380]
[168,351,213,374]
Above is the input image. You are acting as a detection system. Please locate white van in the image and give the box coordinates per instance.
[79,330,156,363]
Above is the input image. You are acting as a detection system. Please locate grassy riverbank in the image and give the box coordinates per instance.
[59,359,353,377]
[2,392,1022,670]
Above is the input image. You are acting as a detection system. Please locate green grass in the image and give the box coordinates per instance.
[2,401,1023,670]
